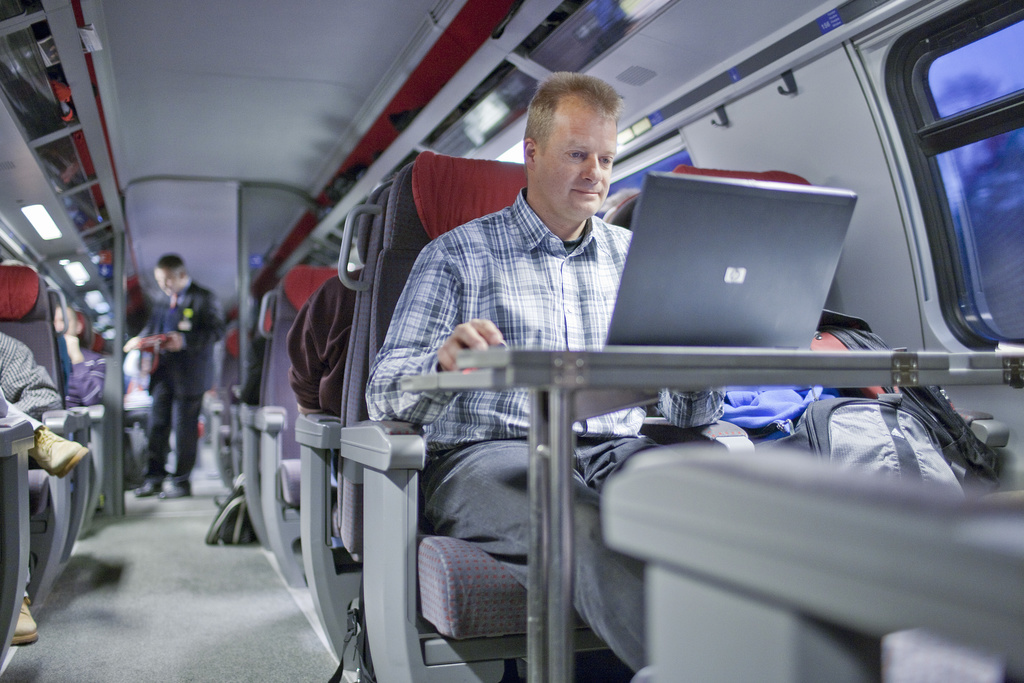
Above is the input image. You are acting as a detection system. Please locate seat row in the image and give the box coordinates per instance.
[0,264,108,665]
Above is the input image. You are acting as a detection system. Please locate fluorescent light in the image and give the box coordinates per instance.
[21,205,62,240]
[497,143,524,163]
[84,289,109,313]
[62,260,90,286]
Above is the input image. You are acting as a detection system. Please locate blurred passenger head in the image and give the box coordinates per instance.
[153,253,189,296]
[53,307,81,336]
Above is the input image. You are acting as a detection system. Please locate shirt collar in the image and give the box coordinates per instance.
[512,190,595,254]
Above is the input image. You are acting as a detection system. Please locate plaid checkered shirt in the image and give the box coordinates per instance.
[0,331,62,420]
[367,191,724,452]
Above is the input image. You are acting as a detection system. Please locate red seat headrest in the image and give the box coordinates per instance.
[0,265,42,321]
[225,327,240,358]
[672,164,810,186]
[411,151,526,239]
[282,265,337,312]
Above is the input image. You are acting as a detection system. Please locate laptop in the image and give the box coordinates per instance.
[605,171,857,349]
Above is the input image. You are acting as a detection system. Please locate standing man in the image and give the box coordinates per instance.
[367,72,723,673]
[126,253,224,499]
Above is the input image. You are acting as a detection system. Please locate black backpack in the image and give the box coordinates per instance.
[770,311,1001,493]
[206,473,258,545]
[771,394,967,497]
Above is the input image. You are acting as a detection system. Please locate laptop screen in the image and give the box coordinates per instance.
[605,172,857,349]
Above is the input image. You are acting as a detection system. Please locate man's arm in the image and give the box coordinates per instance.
[66,353,106,408]
[0,334,63,419]
[658,388,727,429]
[366,242,469,425]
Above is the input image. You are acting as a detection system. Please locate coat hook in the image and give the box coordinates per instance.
[710,105,729,127]
[777,69,798,96]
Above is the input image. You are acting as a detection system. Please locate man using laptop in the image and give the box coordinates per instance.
[367,72,724,674]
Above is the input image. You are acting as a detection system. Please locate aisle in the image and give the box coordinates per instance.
[1,467,337,682]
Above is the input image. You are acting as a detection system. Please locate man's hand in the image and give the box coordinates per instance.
[123,336,140,353]
[437,319,505,371]
[163,331,184,352]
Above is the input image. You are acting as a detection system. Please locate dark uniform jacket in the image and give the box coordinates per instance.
[141,280,224,397]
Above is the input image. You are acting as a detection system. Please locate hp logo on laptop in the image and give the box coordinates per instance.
[724,267,747,284]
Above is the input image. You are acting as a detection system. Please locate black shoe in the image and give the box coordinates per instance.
[159,481,191,499]
[134,479,163,497]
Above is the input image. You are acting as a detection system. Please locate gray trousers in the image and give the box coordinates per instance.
[422,436,659,673]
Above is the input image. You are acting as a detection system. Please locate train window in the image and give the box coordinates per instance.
[609,146,692,196]
[889,1,1024,346]
[928,20,1024,118]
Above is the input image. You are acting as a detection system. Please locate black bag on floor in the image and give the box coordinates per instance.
[771,393,966,497]
[771,310,1001,494]
[206,473,257,545]
[814,311,1000,489]
[327,582,375,683]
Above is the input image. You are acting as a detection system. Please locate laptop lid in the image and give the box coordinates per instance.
[605,172,857,349]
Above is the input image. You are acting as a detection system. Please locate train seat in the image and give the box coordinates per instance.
[331,151,614,682]
[249,264,337,587]
[0,264,92,607]
[0,418,35,668]
[205,323,239,488]
[300,151,532,680]
[240,298,281,549]
[296,176,392,663]
[604,163,810,230]
[59,307,110,536]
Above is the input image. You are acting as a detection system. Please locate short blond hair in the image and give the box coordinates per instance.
[524,72,623,146]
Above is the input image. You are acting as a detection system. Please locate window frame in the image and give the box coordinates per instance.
[887,0,1024,348]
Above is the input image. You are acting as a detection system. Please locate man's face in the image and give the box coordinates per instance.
[154,267,188,297]
[524,96,618,239]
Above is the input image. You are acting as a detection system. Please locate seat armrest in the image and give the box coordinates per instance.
[42,408,91,436]
[254,406,287,435]
[70,403,103,423]
[0,418,35,451]
[340,420,425,472]
[295,413,342,450]
[206,396,225,417]
[969,419,1010,449]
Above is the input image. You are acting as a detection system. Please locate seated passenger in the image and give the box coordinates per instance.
[236,330,266,407]
[54,307,106,408]
[366,72,724,674]
[286,276,355,416]
[0,332,89,647]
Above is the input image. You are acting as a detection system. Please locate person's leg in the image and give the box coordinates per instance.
[422,438,650,673]
[168,393,203,487]
[136,379,173,495]
[7,403,88,478]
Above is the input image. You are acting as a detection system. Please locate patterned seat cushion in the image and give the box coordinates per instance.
[418,535,526,640]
